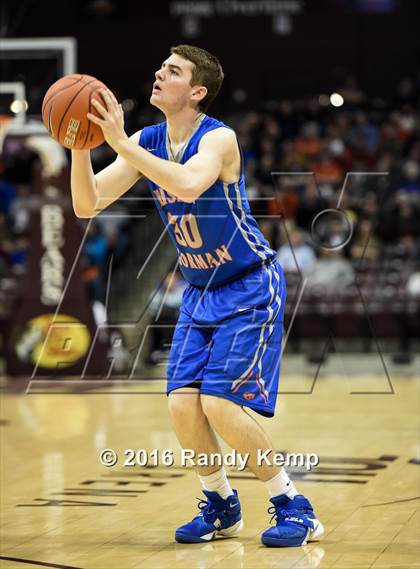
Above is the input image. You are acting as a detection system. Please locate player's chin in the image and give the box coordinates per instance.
[150,93,163,109]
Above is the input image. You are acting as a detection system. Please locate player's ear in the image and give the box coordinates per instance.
[191,85,207,105]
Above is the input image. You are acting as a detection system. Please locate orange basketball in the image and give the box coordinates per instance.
[42,74,108,150]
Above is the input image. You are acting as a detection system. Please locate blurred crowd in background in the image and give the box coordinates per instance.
[0,147,133,310]
[1,74,419,361]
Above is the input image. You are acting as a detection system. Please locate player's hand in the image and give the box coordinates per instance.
[87,88,128,151]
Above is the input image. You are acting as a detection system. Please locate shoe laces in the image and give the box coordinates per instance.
[268,505,303,524]
[196,497,218,523]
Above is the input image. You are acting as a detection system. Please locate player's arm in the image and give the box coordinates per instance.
[183,127,238,200]
[70,129,143,218]
[114,127,236,203]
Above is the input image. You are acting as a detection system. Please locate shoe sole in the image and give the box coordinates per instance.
[218,518,243,537]
[261,519,324,548]
[175,519,243,543]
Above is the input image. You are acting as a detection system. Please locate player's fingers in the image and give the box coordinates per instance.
[105,88,120,109]
[101,88,119,112]
[91,98,108,117]
[87,112,103,125]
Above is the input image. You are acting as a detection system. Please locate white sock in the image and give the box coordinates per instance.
[265,468,298,499]
[198,468,234,499]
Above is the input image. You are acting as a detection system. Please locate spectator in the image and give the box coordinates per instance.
[83,223,109,268]
[399,160,420,194]
[277,228,316,274]
[294,122,322,159]
[307,249,355,291]
[407,264,420,297]
[350,219,380,261]
[95,204,131,267]
[7,237,29,275]
[0,179,17,215]
[348,111,380,160]
[394,77,417,108]
[380,193,420,243]
[82,223,109,303]
[295,181,324,231]
[8,185,36,235]
[311,149,344,189]
[255,153,276,186]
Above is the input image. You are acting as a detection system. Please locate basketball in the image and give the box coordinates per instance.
[42,74,107,150]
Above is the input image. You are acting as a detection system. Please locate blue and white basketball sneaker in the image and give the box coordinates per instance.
[261,494,324,547]
[175,489,243,543]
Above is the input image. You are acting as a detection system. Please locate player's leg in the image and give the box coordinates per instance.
[199,395,325,545]
[167,318,224,477]
[200,393,290,481]
[199,260,286,474]
[199,260,324,547]
[168,385,222,477]
[201,394,324,546]
[168,387,242,543]
[166,303,242,543]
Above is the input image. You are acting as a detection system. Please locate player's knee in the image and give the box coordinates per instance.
[200,393,229,422]
[168,388,202,423]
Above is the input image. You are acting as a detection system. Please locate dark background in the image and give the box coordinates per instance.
[1,0,419,111]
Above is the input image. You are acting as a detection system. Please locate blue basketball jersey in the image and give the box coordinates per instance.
[139,114,276,288]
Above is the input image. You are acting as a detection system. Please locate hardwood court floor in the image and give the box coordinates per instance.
[0,370,419,569]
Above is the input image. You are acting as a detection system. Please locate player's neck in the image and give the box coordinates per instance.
[165,107,204,146]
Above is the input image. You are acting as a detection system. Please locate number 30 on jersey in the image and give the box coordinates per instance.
[167,213,203,249]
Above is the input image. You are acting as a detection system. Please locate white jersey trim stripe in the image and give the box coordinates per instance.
[232,181,274,257]
[223,182,267,261]
[256,265,281,400]
[231,262,282,392]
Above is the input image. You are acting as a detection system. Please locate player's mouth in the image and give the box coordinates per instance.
[153,83,162,92]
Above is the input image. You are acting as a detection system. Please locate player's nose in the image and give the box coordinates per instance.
[155,68,164,81]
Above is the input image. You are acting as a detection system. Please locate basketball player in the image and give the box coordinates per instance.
[71,45,324,547]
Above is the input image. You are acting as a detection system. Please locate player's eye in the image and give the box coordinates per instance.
[171,69,179,75]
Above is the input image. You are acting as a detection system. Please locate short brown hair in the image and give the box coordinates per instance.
[170,45,224,112]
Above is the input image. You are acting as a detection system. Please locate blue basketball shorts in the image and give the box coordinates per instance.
[166,259,286,417]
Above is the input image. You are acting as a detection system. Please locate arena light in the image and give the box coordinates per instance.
[330,92,344,107]
[10,99,29,113]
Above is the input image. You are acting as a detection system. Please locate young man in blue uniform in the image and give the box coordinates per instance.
[71,45,324,547]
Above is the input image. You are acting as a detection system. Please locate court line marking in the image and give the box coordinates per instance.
[0,555,84,569]
[362,496,420,507]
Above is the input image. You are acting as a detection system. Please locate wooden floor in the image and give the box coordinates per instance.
[1,368,419,569]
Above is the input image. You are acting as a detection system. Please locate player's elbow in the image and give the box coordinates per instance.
[182,175,209,202]
[180,193,197,204]
[73,205,96,218]
[71,192,98,218]
[172,181,199,203]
